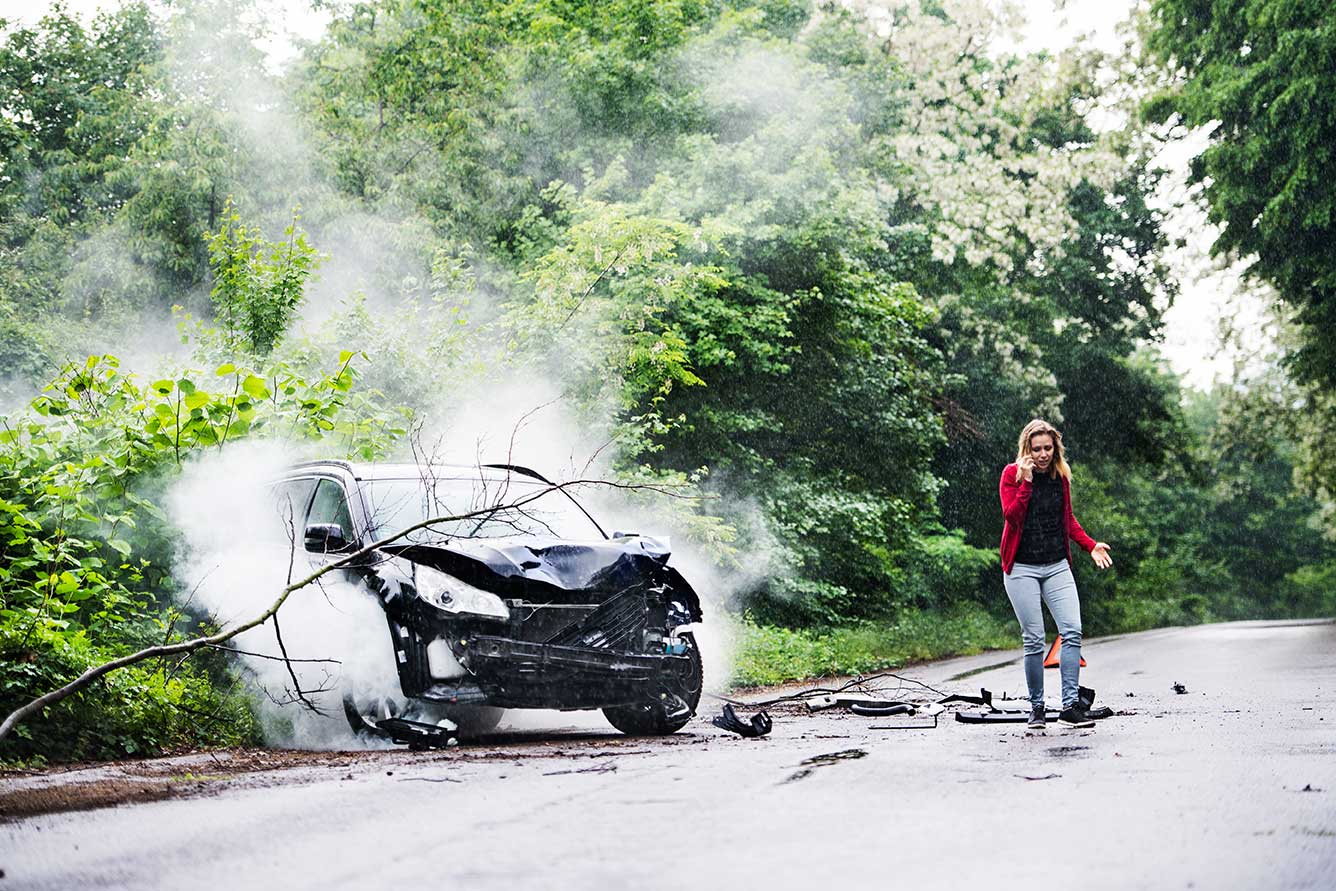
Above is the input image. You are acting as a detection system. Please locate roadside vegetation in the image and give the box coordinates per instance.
[733,607,1017,687]
[2,0,1333,763]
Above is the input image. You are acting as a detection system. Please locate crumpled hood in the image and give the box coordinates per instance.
[384,534,675,592]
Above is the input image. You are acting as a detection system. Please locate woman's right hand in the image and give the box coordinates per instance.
[1091,542,1113,569]
[1016,456,1034,482]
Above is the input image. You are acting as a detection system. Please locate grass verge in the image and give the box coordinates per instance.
[730,606,1016,687]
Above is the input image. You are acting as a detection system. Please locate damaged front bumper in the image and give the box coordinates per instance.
[392,617,696,712]
[461,634,695,710]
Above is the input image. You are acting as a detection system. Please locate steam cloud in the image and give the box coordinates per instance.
[168,441,401,748]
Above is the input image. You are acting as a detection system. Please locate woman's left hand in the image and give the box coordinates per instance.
[1091,542,1113,569]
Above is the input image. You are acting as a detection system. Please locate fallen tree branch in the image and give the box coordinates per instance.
[0,477,686,744]
[205,645,341,664]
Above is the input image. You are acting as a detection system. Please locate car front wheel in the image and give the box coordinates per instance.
[603,632,703,736]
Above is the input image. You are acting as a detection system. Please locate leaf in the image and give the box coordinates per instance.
[184,391,211,411]
[215,363,236,376]
[338,350,355,364]
[241,374,270,399]
[151,379,175,395]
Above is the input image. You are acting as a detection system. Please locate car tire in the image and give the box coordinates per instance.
[603,632,703,736]
[445,705,506,737]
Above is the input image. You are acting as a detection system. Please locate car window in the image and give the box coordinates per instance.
[364,476,603,542]
[271,478,316,528]
[308,479,355,540]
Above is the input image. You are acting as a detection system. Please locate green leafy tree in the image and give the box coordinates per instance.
[0,2,164,335]
[0,2,161,230]
[206,200,321,355]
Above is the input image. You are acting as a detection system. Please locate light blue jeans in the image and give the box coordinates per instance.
[1003,560,1083,708]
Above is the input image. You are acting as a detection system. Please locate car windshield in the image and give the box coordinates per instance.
[362,475,604,543]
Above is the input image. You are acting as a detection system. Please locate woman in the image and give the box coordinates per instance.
[999,419,1112,729]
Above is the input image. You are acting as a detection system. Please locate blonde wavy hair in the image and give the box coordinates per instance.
[1015,418,1071,480]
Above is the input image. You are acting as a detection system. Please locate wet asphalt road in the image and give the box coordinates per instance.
[3,619,1334,890]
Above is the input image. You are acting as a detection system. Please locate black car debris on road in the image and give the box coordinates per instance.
[272,460,704,747]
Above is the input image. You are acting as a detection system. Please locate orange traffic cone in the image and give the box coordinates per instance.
[1043,635,1087,668]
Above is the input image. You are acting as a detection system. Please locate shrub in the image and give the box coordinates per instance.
[0,616,258,762]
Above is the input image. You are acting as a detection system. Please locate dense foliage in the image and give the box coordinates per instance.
[1,0,1332,760]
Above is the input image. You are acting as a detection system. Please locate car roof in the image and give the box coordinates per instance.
[287,460,547,483]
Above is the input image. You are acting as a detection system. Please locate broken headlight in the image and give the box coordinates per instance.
[414,565,510,621]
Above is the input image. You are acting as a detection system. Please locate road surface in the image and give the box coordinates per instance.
[2,619,1333,889]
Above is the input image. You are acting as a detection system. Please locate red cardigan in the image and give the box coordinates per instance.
[998,463,1097,574]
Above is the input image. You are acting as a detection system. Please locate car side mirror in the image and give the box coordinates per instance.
[611,530,640,539]
[304,522,351,553]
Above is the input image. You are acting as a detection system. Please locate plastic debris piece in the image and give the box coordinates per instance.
[1077,686,1113,719]
[807,695,917,713]
[712,704,773,738]
[872,703,943,730]
[957,709,1057,724]
[848,702,916,717]
[937,688,995,709]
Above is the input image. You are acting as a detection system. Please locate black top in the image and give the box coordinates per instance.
[1014,471,1066,565]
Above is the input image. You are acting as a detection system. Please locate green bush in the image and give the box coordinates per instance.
[730,606,1016,687]
[0,345,407,762]
[0,617,258,763]
[1283,561,1336,619]
[903,530,998,609]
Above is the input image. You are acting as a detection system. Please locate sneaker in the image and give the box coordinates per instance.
[1057,703,1095,728]
[1027,704,1046,729]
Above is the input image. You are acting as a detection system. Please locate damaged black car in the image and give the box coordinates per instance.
[272,460,704,746]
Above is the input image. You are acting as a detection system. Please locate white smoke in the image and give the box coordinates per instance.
[167,440,402,749]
